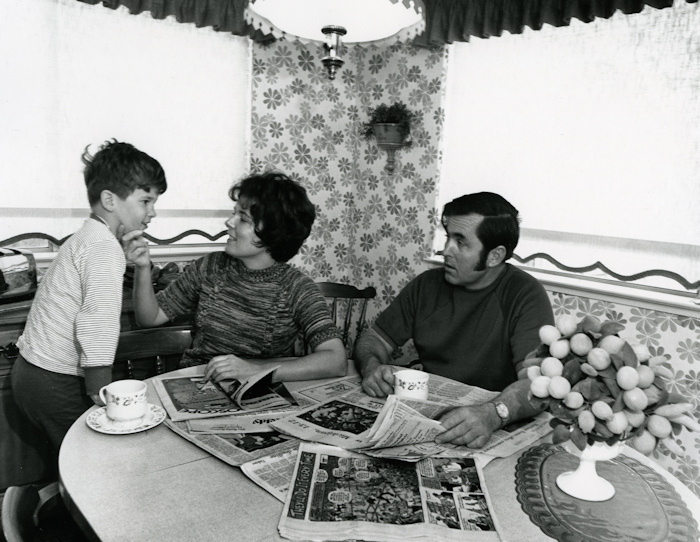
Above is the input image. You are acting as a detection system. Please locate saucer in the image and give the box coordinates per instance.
[86,404,166,435]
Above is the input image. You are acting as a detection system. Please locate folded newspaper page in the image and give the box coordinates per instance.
[289,374,364,407]
[279,442,499,542]
[271,389,552,460]
[240,447,300,502]
[153,366,296,422]
[363,396,553,460]
[270,392,387,449]
[186,410,291,433]
[165,419,301,466]
[185,374,365,433]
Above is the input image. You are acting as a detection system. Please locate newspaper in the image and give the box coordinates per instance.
[270,392,388,449]
[278,442,499,542]
[161,374,370,467]
[240,447,300,502]
[153,366,298,422]
[185,375,365,433]
[361,397,553,460]
[186,410,291,433]
[289,374,364,407]
[271,382,552,460]
[165,419,301,466]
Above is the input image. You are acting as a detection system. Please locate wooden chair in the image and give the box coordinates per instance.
[313,282,377,354]
[1,485,38,542]
[112,325,194,381]
[2,484,90,542]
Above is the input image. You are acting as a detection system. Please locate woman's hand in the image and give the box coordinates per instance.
[204,354,264,383]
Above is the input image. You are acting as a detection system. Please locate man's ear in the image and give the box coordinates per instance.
[486,246,506,268]
[100,190,117,212]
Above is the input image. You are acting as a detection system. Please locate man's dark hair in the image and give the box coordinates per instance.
[82,140,167,205]
[229,171,315,262]
[441,192,520,260]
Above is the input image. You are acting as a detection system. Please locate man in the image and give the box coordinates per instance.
[354,192,554,448]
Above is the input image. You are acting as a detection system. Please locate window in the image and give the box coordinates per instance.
[438,3,700,296]
[0,0,249,249]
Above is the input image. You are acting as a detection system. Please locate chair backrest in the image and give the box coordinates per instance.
[312,282,377,354]
[113,326,194,380]
[1,485,39,542]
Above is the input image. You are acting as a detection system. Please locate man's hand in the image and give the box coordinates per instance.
[435,403,501,448]
[121,228,150,268]
[204,354,263,383]
[360,363,395,398]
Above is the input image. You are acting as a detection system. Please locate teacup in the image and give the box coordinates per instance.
[393,369,430,401]
[99,379,148,428]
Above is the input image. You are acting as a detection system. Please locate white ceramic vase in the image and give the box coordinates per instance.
[556,440,624,501]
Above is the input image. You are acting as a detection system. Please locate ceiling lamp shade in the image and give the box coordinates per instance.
[245,0,425,44]
[245,0,425,79]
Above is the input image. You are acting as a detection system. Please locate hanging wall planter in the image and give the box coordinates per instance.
[361,102,418,174]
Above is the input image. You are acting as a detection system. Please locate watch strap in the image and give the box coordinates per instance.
[491,401,509,428]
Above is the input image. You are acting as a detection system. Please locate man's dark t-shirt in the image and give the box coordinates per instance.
[374,264,554,391]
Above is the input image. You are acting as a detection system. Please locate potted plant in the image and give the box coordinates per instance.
[360,101,418,173]
[361,101,417,145]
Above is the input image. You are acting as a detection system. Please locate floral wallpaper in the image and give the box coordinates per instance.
[250,39,700,498]
[249,39,446,324]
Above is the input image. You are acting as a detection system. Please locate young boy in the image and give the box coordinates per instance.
[11,140,166,474]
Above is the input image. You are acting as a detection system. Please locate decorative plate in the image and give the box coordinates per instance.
[515,443,699,542]
[86,404,166,435]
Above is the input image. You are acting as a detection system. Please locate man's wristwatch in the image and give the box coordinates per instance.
[491,401,509,428]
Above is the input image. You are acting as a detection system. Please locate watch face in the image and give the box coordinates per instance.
[495,402,509,419]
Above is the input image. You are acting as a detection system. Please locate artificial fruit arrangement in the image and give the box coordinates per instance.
[524,314,699,455]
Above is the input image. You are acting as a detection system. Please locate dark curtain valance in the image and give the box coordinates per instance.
[76,0,697,46]
[75,0,273,41]
[414,0,698,46]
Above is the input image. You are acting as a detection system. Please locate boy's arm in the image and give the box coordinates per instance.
[122,230,169,327]
[76,241,125,395]
[85,366,111,400]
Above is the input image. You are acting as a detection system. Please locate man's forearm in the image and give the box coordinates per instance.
[493,378,545,426]
[353,329,391,376]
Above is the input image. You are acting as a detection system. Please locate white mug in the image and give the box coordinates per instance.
[393,369,430,401]
[99,379,148,427]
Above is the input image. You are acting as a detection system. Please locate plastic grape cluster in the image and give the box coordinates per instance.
[525,314,699,455]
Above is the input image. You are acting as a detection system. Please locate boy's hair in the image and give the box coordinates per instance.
[82,140,167,205]
[229,171,315,263]
[442,191,520,260]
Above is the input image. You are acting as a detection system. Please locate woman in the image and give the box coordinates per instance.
[123,171,346,383]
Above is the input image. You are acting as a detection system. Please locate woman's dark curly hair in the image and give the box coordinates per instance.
[229,171,316,262]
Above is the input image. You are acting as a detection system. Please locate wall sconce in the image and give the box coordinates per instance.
[321,26,346,80]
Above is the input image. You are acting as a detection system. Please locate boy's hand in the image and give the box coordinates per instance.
[91,394,105,407]
[121,229,151,268]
